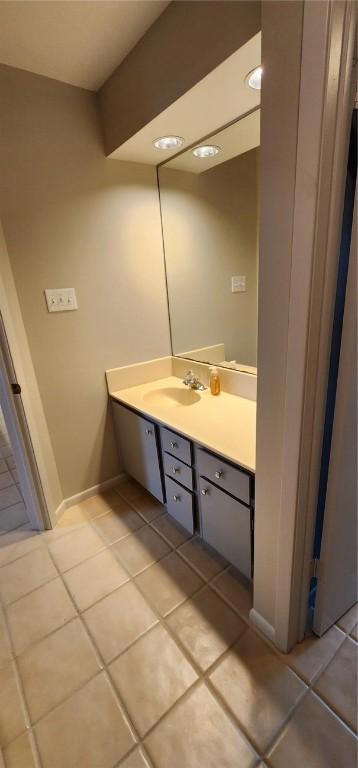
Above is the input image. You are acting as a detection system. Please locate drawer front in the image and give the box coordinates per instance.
[199,478,251,579]
[165,477,194,534]
[163,452,193,491]
[196,447,250,505]
[161,427,192,466]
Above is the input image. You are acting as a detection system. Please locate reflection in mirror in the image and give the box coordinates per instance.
[158,109,260,374]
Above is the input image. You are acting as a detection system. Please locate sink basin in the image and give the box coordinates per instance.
[143,387,201,407]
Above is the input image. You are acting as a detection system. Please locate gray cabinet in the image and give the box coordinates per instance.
[112,402,164,503]
[199,477,252,579]
[111,397,254,579]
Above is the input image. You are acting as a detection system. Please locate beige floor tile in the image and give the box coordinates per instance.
[18,617,100,722]
[0,458,7,473]
[337,603,358,634]
[211,566,253,621]
[0,486,22,511]
[0,609,12,670]
[83,582,158,662]
[0,661,26,747]
[131,491,166,522]
[110,624,197,736]
[63,548,129,611]
[268,691,357,768]
[167,587,247,671]
[145,682,258,768]
[210,630,306,753]
[0,527,44,568]
[351,624,358,642]
[0,504,29,536]
[117,479,145,505]
[7,578,77,656]
[35,673,135,768]
[112,526,170,576]
[44,505,88,541]
[135,552,204,617]
[178,536,227,581]
[281,624,346,683]
[151,513,192,548]
[91,503,145,545]
[120,748,151,768]
[79,490,124,520]
[313,636,358,730]
[3,731,37,768]
[48,524,104,572]
[0,548,57,606]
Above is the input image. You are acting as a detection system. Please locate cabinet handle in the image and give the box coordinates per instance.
[145,428,153,435]
[214,470,223,479]
[170,441,178,449]
[201,488,209,496]
[173,495,180,502]
[172,466,179,474]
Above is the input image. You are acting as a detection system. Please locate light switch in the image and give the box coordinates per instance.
[231,276,246,293]
[45,288,78,313]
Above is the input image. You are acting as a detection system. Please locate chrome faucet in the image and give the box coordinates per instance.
[183,370,207,390]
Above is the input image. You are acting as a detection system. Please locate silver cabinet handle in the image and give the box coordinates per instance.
[172,466,179,474]
[170,441,178,449]
[173,495,180,502]
[145,428,153,435]
[201,488,209,496]
[214,470,223,479]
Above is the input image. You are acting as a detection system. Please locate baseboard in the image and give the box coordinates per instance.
[249,608,276,644]
[54,473,127,517]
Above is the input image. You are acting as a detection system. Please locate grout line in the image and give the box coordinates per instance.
[1,493,357,765]
[0,593,43,767]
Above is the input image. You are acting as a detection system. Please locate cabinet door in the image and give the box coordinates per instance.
[199,478,251,579]
[112,401,164,503]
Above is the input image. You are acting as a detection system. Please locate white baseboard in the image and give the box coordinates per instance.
[249,608,276,644]
[54,473,127,517]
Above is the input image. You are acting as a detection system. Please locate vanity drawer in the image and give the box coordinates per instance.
[165,477,194,534]
[161,427,192,466]
[163,452,193,491]
[199,478,251,579]
[196,447,250,505]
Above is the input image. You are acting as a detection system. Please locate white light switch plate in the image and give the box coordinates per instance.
[231,276,246,293]
[45,288,78,313]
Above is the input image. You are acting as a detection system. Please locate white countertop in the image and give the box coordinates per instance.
[110,376,256,473]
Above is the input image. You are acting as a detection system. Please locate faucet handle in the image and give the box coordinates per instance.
[183,369,196,384]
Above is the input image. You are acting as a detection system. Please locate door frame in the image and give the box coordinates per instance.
[252,0,356,651]
[0,313,48,531]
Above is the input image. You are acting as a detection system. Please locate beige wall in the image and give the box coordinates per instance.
[0,221,63,524]
[99,0,261,155]
[159,149,259,366]
[0,65,171,499]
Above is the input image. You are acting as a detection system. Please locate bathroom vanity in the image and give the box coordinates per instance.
[108,369,256,581]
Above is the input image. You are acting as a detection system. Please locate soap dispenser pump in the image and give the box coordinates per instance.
[209,366,221,396]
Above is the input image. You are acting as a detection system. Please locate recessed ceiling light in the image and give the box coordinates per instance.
[153,136,184,150]
[192,145,220,159]
[245,66,262,90]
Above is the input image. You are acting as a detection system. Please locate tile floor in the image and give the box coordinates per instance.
[0,408,29,537]
[0,479,356,768]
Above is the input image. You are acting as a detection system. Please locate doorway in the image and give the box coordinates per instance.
[0,313,46,535]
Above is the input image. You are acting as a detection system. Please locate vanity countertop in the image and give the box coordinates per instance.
[110,376,256,473]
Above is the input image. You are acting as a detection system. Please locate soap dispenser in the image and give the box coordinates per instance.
[209,366,221,396]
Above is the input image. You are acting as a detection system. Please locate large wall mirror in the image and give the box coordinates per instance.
[158,108,260,374]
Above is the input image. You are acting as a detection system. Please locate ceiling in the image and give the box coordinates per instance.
[164,109,260,174]
[0,1,169,91]
[110,32,261,165]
